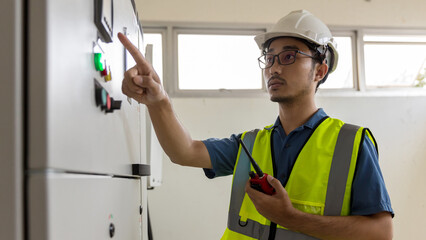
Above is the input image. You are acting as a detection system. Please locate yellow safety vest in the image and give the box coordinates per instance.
[221,117,376,240]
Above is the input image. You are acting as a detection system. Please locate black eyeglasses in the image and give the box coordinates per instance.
[258,50,317,69]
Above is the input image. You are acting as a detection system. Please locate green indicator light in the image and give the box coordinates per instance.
[94,53,105,71]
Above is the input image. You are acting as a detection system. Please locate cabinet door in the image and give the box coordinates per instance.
[28,173,144,240]
[28,0,146,176]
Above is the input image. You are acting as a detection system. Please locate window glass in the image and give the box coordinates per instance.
[320,36,354,89]
[364,35,426,88]
[177,34,262,90]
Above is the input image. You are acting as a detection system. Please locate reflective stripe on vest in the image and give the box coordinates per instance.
[228,129,260,229]
[223,119,361,240]
[324,123,360,215]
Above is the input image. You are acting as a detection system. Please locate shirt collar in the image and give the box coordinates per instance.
[265,108,328,130]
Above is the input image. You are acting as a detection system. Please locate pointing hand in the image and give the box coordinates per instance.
[117,32,167,106]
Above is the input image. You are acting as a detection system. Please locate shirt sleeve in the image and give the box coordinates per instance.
[351,131,394,217]
[202,133,242,178]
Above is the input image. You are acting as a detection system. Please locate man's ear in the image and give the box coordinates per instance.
[314,61,329,83]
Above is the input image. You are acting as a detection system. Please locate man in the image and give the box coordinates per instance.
[118,10,393,240]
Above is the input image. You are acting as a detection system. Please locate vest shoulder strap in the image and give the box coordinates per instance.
[324,123,361,216]
[229,129,260,217]
[242,129,260,152]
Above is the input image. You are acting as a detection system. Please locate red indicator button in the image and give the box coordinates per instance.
[101,67,108,77]
[106,98,122,113]
[106,93,111,110]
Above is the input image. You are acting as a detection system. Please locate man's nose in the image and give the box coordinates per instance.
[269,55,282,75]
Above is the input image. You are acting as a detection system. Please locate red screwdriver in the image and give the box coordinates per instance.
[239,138,276,195]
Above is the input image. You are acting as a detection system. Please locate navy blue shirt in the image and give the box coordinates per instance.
[203,109,394,216]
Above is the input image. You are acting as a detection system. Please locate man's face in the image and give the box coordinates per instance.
[263,37,318,104]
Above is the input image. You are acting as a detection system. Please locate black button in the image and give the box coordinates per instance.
[109,223,115,238]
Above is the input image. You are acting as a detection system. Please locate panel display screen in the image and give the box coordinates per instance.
[94,0,113,43]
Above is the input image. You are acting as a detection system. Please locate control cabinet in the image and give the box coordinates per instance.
[25,0,156,239]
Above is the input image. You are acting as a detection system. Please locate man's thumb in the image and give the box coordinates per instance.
[266,174,284,194]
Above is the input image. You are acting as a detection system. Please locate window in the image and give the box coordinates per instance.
[321,35,355,89]
[177,34,261,90]
[363,35,426,88]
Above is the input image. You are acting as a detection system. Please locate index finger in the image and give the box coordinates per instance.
[117,32,149,71]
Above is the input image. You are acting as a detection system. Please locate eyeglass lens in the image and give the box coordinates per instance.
[261,51,297,68]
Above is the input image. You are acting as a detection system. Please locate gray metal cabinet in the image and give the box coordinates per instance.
[2,0,154,239]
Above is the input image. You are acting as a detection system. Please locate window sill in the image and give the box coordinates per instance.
[316,87,426,97]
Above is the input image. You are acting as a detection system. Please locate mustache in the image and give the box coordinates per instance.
[267,75,286,85]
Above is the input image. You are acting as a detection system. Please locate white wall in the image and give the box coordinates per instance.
[137,0,426,27]
[136,0,426,239]
[316,96,426,240]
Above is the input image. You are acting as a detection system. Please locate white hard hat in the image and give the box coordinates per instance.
[255,10,338,73]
